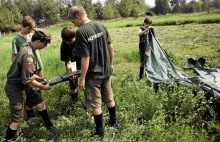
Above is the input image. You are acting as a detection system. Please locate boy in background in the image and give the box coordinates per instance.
[137,17,156,80]
[60,26,81,102]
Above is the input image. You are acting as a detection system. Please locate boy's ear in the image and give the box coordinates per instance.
[76,15,80,20]
[36,40,41,43]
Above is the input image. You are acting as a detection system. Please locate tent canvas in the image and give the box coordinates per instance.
[144,30,220,102]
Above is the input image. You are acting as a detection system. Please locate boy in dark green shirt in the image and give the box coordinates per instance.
[68,6,117,139]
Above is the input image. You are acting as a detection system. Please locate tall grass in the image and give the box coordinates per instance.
[0,13,220,141]
[102,12,220,28]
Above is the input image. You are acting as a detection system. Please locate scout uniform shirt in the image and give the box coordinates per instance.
[7,43,38,85]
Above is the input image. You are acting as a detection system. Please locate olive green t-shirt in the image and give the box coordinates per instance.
[12,32,43,70]
[74,20,112,80]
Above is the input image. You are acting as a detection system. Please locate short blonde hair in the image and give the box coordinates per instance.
[68,6,87,20]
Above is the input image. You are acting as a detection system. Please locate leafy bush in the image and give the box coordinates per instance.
[197,18,220,24]
[153,20,177,26]
[103,3,115,20]
[0,5,22,32]
[177,19,194,25]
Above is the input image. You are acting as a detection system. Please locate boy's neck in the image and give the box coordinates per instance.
[20,29,28,38]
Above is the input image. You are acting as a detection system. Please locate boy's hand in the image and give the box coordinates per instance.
[70,75,78,80]
[44,81,51,90]
[38,76,46,82]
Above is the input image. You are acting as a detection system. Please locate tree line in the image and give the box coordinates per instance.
[153,0,220,15]
[0,0,219,33]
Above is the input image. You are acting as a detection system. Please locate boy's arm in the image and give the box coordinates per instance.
[11,54,16,62]
[138,27,150,36]
[11,38,18,62]
[29,79,50,90]
[108,43,114,72]
[36,70,43,77]
[150,27,156,37]
[78,57,89,90]
[65,61,73,73]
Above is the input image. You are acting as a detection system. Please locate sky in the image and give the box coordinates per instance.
[145,0,155,7]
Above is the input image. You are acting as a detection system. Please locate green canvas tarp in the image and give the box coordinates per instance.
[143,31,194,84]
[194,64,220,102]
[144,31,220,101]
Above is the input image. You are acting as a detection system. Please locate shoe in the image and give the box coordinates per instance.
[90,127,104,140]
[47,126,60,136]
[26,118,41,128]
[70,93,78,102]
[72,97,78,102]
[108,120,118,128]
[4,132,18,142]
[95,127,104,140]
[108,117,118,127]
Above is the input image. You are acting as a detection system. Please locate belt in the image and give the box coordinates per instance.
[7,81,24,86]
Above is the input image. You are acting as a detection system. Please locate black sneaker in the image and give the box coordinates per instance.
[72,97,78,102]
[108,121,118,128]
[95,127,104,140]
[4,131,18,142]
[108,118,118,127]
[70,93,78,102]
[47,126,60,136]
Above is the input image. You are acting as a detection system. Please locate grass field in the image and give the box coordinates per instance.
[0,13,220,141]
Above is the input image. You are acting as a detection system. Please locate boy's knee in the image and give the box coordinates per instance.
[36,101,46,111]
[107,100,115,108]
[10,122,22,130]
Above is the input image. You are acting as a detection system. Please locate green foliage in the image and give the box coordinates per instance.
[94,1,104,19]
[131,5,140,18]
[103,3,115,20]
[35,0,60,26]
[154,0,171,15]
[177,19,194,25]
[13,0,35,17]
[130,0,150,18]
[102,13,220,28]
[135,13,220,27]
[212,0,220,8]
[75,0,96,19]
[0,5,22,31]
[117,0,133,17]
[197,17,220,24]
[154,20,177,26]
[83,0,96,19]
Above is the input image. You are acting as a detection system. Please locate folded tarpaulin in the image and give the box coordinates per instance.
[193,63,220,102]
